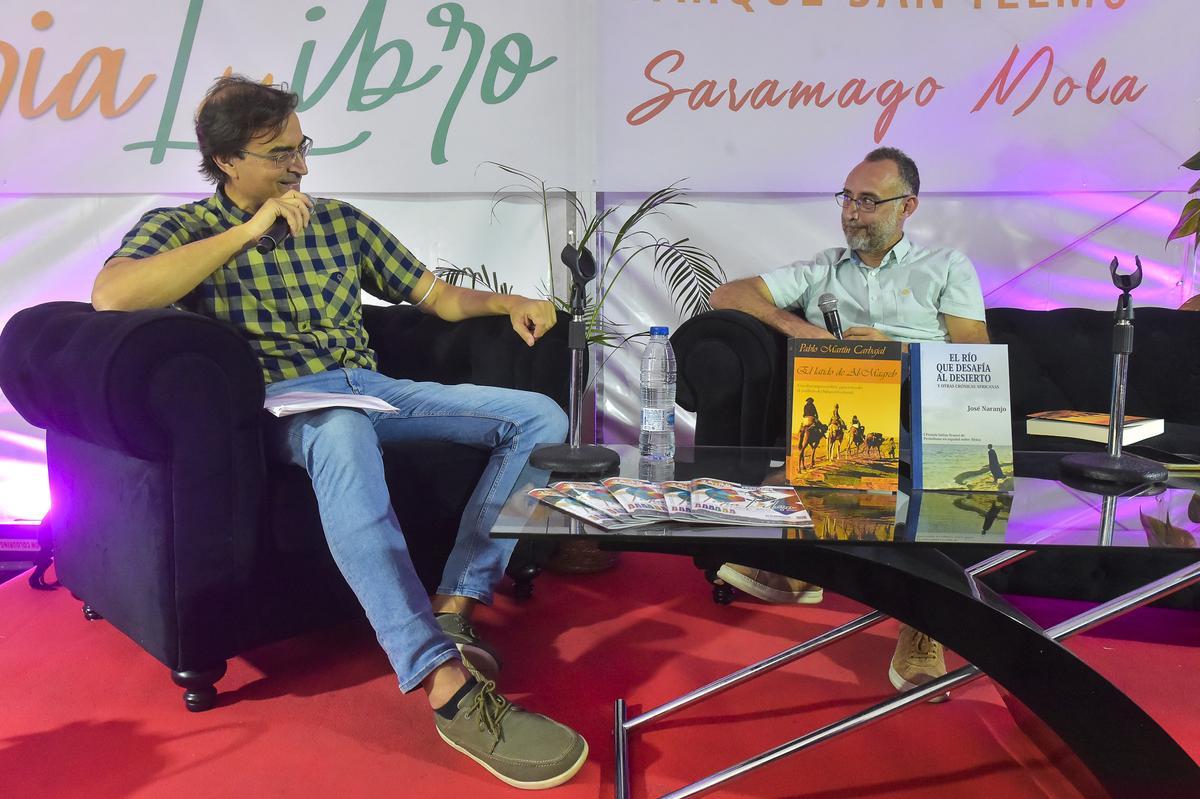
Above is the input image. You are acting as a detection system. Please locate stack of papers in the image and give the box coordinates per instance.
[528,478,813,532]
[264,391,401,418]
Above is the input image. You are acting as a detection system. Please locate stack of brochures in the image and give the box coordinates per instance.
[528,478,813,531]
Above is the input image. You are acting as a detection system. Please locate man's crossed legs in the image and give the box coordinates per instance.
[265,368,587,789]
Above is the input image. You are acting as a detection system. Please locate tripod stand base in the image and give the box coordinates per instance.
[530,443,621,477]
[1060,451,1167,485]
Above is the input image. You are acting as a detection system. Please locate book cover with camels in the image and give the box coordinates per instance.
[784,338,902,491]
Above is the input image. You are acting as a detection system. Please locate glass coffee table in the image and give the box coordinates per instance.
[492,445,1200,799]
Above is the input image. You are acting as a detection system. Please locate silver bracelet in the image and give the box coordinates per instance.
[412,279,436,307]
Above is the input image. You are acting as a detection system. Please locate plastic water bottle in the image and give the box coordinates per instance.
[639,326,676,460]
[638,455,675,483]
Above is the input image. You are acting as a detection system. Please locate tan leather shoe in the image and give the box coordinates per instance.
[716,563,823,604]
[888,624,949,703]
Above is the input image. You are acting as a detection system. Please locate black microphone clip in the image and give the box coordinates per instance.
[560,243,597,314]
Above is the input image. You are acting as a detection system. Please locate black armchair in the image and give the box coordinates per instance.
[0,301,571,710]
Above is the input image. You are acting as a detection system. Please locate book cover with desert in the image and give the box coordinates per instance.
[784,338,902,491]
[910,343,1014,491]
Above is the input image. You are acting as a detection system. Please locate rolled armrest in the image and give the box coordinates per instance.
[363,304,571,411]
[671,309,789,447]
[0,301,264,460]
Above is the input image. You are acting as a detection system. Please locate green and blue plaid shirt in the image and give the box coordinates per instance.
[109,188,427,383]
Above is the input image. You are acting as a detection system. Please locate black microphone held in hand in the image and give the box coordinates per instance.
[817,292,844,339]
[255,218,291,254]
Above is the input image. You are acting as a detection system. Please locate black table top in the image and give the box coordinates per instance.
[492,446,1200,551]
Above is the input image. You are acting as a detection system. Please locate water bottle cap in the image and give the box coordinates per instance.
[649,326,669,336]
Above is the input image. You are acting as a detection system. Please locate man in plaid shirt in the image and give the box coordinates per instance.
[93,76,586,790]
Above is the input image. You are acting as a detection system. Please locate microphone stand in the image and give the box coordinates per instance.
[529,242,621,477]
[1060,256,1167,485]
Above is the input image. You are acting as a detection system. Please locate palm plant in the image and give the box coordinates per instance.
[484,163,726,347]
[1168,149,1200,248]
[433,262,513,295]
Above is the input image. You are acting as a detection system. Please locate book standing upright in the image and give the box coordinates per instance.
[909,343,1013,491]
[784,338,903,491]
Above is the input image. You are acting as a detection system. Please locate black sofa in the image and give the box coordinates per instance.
[674,307,1200,453]
[671,306,1200,607]
[0,301,570,709]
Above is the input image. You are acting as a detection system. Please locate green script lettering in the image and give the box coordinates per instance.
[481,32,555,104]
[293,1,440,113]
[123,0,203,163]
[125,0,558,167]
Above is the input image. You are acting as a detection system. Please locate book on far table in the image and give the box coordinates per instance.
[1025,410,1164,445]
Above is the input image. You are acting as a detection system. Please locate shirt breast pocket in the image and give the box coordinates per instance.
[892,287,935,328]
[313,258,360,325]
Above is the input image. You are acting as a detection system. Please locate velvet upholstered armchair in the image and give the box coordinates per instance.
[0,301,571,710]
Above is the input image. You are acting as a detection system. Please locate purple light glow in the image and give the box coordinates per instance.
[0,404,49,522]
[0,429,46,455]
[1049,192,1183,234]
[0,458,50,522]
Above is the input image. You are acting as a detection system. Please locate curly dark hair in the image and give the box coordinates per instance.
[195,75,299,185]
[864,147,920,197]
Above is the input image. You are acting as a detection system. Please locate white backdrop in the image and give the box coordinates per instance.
[599,0,1196,192]
[2,0,1198,521]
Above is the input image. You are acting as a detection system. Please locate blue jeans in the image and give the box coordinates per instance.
[263,368,567,692]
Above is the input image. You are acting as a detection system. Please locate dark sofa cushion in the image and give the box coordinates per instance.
[987,307,1200,455]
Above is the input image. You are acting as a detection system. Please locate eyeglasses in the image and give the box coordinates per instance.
[240,136,312,167]
[834,191,909,213]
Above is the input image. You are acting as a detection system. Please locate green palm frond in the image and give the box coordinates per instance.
[481,162,723,346]
[653,238,726,317]
[481,161,557,298]
[1169,150,1200,250]
[434,262,513,295]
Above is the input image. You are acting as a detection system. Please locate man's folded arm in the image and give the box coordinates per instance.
[710,276,831,339]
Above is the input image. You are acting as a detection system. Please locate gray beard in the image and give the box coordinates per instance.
[845,230,871,251]
[845,228,887,252]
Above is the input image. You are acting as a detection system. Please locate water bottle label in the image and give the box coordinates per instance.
[640,408,674,432]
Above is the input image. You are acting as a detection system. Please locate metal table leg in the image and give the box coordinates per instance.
[614,548,1033,799]
[652,559,1200,799]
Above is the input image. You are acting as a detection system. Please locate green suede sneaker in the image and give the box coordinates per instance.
[434,679,588,790]
[435,612,502,681]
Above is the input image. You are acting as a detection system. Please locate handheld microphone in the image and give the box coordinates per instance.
[255,218,291,254]
[817,293,844,339]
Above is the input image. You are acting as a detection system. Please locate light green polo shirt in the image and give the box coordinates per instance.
[759,237,985,343]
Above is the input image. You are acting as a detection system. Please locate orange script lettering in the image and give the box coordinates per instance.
[627,49,941,143]
[1,11,155,120]
[972,44,1145,115]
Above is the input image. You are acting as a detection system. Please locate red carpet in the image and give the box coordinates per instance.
[1,553,1197,798]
